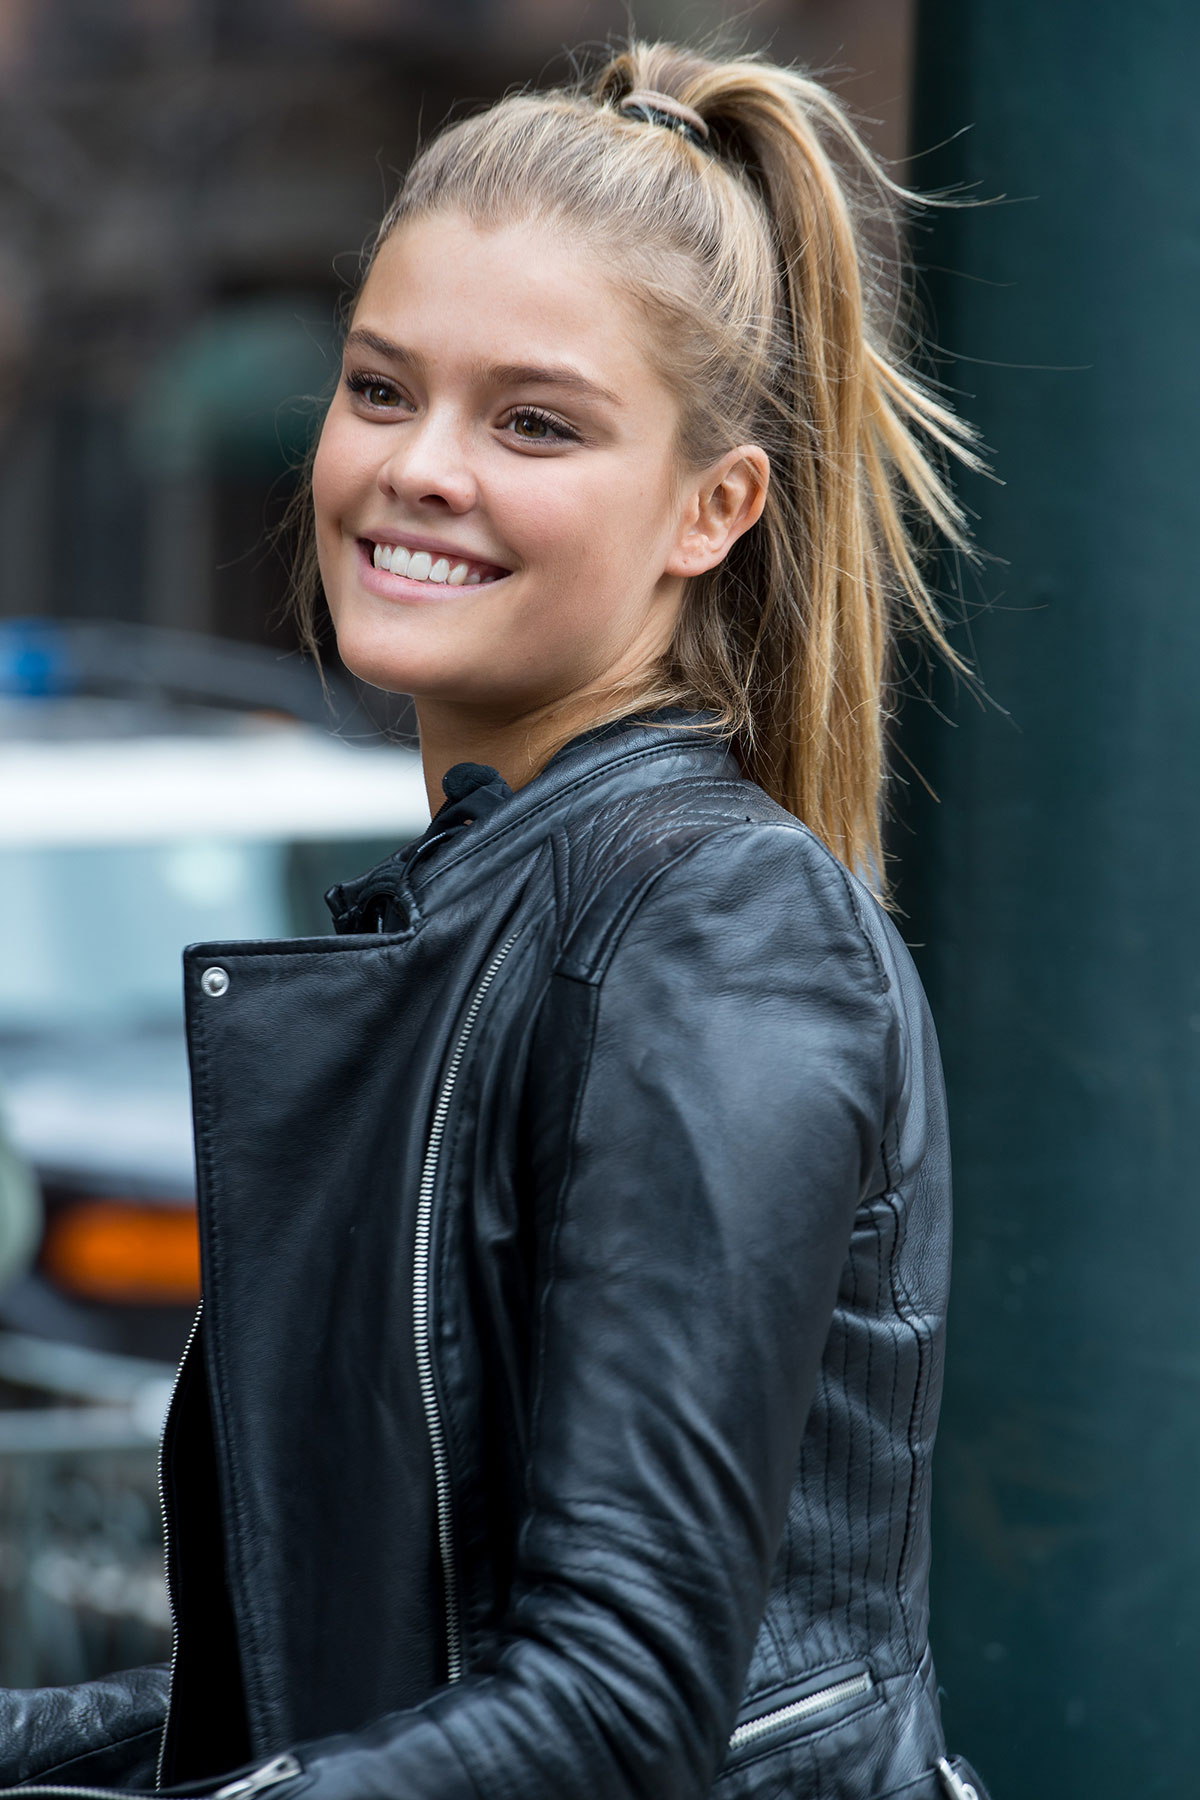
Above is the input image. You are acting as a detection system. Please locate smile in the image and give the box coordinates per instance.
[367,540,506,587]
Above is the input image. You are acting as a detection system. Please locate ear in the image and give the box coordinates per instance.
[665,446,770,578]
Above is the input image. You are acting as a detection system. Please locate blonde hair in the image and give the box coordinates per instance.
[291,42,979,889]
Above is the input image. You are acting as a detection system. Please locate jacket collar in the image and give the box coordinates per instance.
[325,711,741,935]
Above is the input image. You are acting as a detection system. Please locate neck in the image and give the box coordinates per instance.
[414,687,642,816]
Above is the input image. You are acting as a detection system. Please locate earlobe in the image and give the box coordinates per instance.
[666,446,770,578]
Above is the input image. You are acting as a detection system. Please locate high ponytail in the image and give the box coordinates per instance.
[594,45,981,889]
[295,42,980,891]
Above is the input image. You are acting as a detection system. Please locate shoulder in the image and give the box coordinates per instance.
[526,774,941,1203]
[554,775,891,1006]
[534,803,907,1213]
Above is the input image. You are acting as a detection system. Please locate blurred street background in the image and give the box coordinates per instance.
[1,2,1197,1797]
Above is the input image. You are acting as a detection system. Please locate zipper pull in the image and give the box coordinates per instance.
[937,1758,981,1800]
[213,1753,303,1800]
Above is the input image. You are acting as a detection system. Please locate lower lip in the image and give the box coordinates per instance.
[355,541,507,603]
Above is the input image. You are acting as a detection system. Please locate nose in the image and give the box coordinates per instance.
[376,409,477,513]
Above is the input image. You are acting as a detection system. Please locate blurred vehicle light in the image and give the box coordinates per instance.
[41,1201,201,1306]
[0,621,73,699]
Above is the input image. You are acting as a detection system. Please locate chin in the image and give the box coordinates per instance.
[338,652,420,698]
[333,638,489,708]
[330,618,432,699]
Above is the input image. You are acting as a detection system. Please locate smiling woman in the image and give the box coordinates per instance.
[0,38,989,1800]
[311,213,767,812]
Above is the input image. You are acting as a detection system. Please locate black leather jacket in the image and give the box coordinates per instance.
[0,717,985,1800]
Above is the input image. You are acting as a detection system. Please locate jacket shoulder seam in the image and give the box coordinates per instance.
[556,819,734,982]
[560,815,891,996]
[423,745,747,885]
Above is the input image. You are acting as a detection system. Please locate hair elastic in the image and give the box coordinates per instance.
[618,89,710,150]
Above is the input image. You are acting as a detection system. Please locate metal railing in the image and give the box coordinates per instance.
[0,1332,175,1685]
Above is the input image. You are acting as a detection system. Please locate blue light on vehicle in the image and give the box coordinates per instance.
[0,621,75,698]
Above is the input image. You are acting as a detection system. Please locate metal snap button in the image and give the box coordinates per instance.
[201,966,230,998]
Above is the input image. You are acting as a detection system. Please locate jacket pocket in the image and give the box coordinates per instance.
[724,1663,874,1768]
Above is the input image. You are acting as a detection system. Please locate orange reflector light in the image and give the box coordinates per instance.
[42,1201,200,1304]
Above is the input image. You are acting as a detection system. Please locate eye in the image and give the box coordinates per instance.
[501,407,579,446]
[345,371,407,410]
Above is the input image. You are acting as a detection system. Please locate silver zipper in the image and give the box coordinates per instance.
[937,1758,981,1800]
[413,931,521,1684]
[727,1670,873,1755]
[143,934,517,1760]
[0,1750,302,1800]
[155,1301,204,1788]
[213,1752,304,1799]
[0,1787,151,1798]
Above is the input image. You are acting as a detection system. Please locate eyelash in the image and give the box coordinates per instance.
[345,371,407,408]
[500,406,580,445]
[344,373,580,445]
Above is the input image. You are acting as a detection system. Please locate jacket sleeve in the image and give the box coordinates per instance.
[0,1665,170,1786]
[291,825,897,1800]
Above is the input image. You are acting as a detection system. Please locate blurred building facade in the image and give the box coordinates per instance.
[0,0,910,652]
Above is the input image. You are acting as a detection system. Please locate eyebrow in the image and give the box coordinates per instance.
[343,328,622,408]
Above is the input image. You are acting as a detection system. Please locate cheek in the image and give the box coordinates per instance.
[494,464,653,584]
[310,446,338,548]
[311,415,362,539]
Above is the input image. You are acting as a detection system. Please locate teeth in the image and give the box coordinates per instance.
[373,543,496,585]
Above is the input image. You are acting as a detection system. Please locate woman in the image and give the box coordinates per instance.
[0,41,988,1800]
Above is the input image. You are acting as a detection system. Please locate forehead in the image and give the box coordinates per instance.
[351,212,665,396]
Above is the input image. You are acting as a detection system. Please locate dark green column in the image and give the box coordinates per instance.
[901,5,1200,1795]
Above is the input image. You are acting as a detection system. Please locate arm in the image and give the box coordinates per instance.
[293,826,896,1800]
[0,1666,170,1786]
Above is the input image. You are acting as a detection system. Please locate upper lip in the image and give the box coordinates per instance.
[359,530,511,573]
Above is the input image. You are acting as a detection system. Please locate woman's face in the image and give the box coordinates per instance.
[313,211,737,725]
